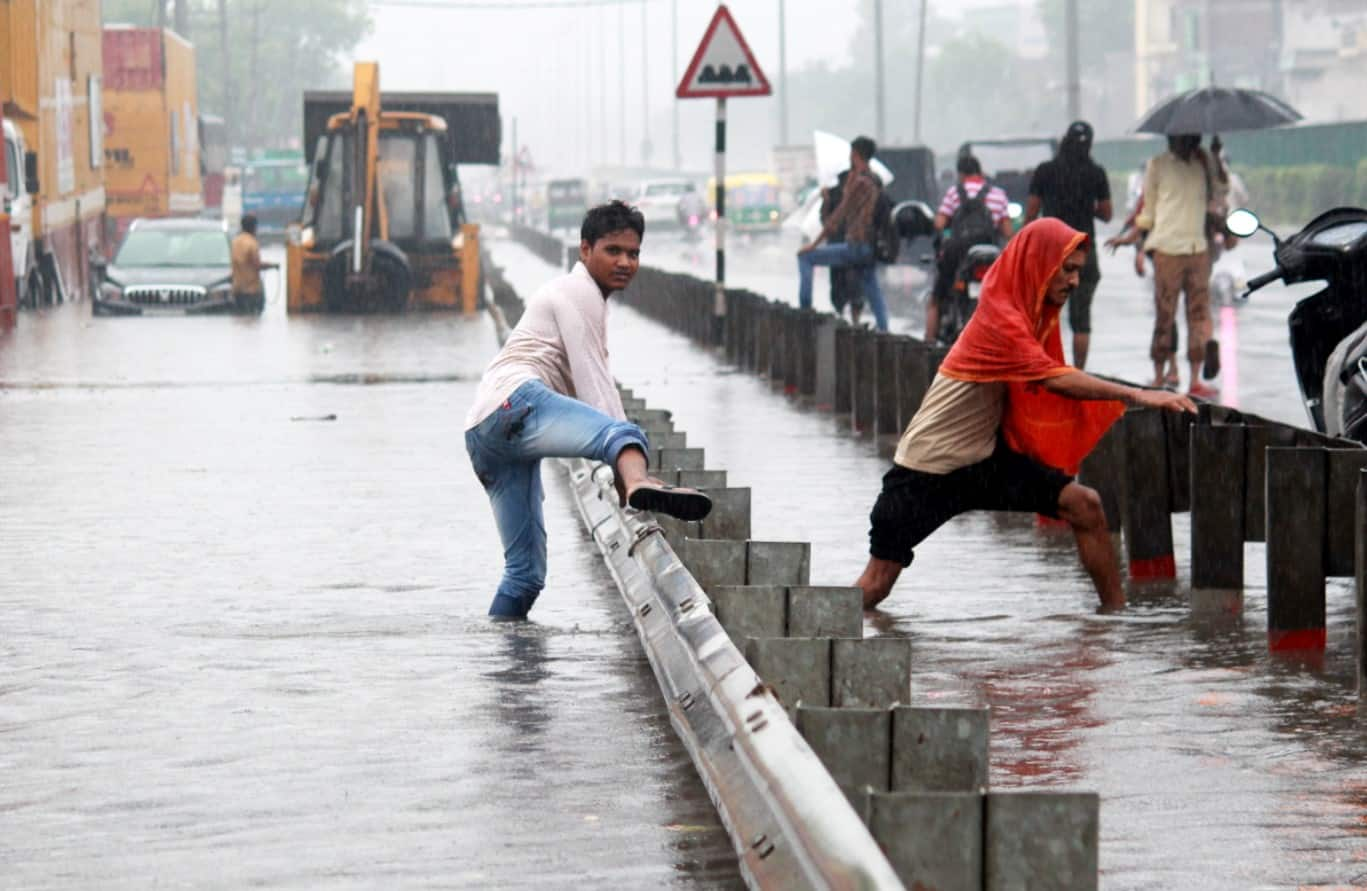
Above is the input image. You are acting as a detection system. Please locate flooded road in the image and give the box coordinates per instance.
[0,252,742,889]
[493,233,1367,890]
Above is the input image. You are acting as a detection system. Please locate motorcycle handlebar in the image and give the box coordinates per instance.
[1243,268,1281,296]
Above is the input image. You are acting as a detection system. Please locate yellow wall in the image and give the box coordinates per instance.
[104,28,201,221]
[0,0,106,234]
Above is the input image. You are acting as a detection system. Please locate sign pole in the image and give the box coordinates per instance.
[713,96,726,346]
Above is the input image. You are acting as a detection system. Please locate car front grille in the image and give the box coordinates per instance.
[125,286,208,306]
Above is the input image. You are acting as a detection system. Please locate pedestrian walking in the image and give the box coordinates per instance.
[1025,121,1113,369]
[465,201,712,620]
[230,214,267,313]
[925,154,1013,344]
[855,219,1196,614]
[796,135,888,331]
[1106,134,1229,398]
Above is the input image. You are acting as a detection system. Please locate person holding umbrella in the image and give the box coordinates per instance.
[1107,132,1228,397]
[1107,86,1301,397]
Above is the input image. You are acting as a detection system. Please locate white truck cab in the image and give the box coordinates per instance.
[2,118,38,306]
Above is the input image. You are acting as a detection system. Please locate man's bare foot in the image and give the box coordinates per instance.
[855,556,903,609]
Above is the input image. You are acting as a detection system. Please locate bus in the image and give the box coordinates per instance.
[706,172,782,232]
[241,152,310,236]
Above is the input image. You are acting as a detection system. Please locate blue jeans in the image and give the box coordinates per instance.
[798,241,888,331]
[465,380,648,619]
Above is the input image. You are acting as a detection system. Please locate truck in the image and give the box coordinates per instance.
[101,26,202,247]
[287,62,500,313]
[0,0,107,306]
[0,110,16,325]
[240,151,308,237]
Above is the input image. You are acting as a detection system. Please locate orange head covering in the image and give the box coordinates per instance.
[940,217,1124,473]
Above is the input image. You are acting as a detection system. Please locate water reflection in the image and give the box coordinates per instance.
[482,624,553,765]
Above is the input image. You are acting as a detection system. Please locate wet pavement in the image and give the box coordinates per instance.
[0,250,742,889]
[492,231,1367,890]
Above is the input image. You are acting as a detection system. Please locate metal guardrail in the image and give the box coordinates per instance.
[562,458,906,890]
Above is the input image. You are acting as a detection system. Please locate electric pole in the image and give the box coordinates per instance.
[914,0,927,143]
[1065,0,1080,120]
[874,0,886,142]
[778,0,788,146]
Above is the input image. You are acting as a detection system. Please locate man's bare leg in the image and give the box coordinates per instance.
[1057,482,1124,611]
[613,445,663,506]
[924,300,940,344]
[1072,332,1090,370]
[856,555,904,610]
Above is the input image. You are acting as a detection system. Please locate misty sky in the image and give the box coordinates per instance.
[357,0,1027,178]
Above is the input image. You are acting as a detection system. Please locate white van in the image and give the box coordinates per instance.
[2,118,39,306]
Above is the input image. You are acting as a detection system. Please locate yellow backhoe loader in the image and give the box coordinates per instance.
[286,62,500,313]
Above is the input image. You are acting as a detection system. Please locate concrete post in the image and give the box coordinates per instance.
[787,586,864,639]
[853,328,878,435]
[1078,420,1125,538]
[891,706,989,793]
[1356,470,1366,700]
[1243,424,1299,542]
[1122,408,1176,580]
[797,311,818,397]
[657,446,704,472]
[1189,422,1246,589]
[768,306,788,385]
[796,706,891,806]
[712,585,786,651]
[832,637,912,708]
[813,317,839,410]
[701,487,752,540]
[1165,409,1193,513]
[1266,447,1327,651]
[875,334,900,436]
[747,541,811,586]
[754,302,772,378]
[1326,449,1367,576]
[745,638,831,713]
[896,338,928,432]
[985,792,1099,891]
[782,306,801,394]
[677,538,747,595]
[869,792,983,891]
[678,469,727,489]
[834,325,854,417]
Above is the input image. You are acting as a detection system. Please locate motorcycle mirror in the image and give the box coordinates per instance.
[1225,208,1261,239]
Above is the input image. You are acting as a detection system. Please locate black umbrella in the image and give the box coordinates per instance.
[1135,86,1302,135]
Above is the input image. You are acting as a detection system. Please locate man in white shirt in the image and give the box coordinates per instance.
[465,201,711,619]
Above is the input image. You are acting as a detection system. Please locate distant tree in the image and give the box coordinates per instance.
[102,0,370,152]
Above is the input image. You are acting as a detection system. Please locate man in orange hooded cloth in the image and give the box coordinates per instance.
[858,218,1196,612]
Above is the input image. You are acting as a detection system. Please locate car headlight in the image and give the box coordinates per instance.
[99,281,124,302]
[299,226,316,249]
[451,231,465,251]
[1008,201,1024,220]
[208,282,232,301]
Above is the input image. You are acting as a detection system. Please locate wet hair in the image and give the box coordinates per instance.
[240,214,258,235]
[851,136,877,162]
[957,154,982,176]
[581,200,644,246]
[1168,133,1201,155]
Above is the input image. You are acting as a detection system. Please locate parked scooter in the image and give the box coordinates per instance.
[1229,207,1367,441]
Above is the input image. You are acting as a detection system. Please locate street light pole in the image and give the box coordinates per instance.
[1065,0,1080,120]
[874,0,885,142]
[778,0,788,146]
[671,0,680,170]
[618,2,626,165]
[913,0,927,144]
[641,0,650,165]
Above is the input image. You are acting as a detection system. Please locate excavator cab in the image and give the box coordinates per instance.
[287,62,499,313]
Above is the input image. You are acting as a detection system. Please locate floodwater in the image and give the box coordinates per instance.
[494,229,1367,890]
[0,250,742,889]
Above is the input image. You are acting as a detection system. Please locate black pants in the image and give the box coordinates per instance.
[868,441,1073,567]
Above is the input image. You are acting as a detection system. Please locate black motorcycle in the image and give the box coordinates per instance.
[893,200,999,346]
[1229,206,1367,441]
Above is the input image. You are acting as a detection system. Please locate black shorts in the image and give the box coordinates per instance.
[868,441,1074,567]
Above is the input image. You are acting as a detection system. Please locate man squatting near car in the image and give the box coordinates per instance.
[464,201,712,620]
[856,218,1197,613]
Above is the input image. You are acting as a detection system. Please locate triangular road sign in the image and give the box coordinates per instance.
[676,5,772,99]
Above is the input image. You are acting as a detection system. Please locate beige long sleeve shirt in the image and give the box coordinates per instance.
[1134,150,1229,256]
[465,262,625,429]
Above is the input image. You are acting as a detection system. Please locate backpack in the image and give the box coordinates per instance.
[870,187,899,263]
[950,182,998,246]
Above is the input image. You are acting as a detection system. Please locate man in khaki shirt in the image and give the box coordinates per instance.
[1108,135,1228,397]
[230,214,265,313]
